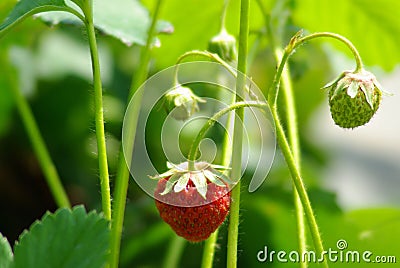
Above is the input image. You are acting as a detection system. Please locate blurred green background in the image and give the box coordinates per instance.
[1,0,400,267]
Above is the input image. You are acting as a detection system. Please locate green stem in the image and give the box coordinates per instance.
[227,0,250,267]
[272,107,329,268]
[173,50,236,85]
[9,70,70,208]
[264,32,359,268]
[188,102,267,163]
[275,47,308,268]
[82,2,111,220]
[186,101,268,268]
[219,0,229,32]
[257,3,308,263]
[268,31,363,107]
[201,231,218,268]
[162,236,186,268]
[255,1,308,264]
[201,72,236,268]
[173,50,257,101]
[109,0,164,267]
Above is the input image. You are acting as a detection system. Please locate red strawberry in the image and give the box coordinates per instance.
[152,162,231,242]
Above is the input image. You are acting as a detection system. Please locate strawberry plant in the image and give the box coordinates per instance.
[1,0,400,268]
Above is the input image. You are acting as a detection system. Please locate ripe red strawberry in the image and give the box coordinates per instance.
[152,162,231,242]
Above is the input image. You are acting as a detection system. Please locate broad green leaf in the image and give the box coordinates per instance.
[0,233,13,268]
[38,0,173,46]
[13,206,110,268]
[144,0,264,68]
[293,0,400,71]
[0,0,72,38]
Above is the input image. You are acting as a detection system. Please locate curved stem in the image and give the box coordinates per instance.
[276,47,308,268]
[255,1,308,265]
[82,1,111,220]
[272,107,329,268]
[268,31,364,107]
[109,0,164,267]
[173,50,236,85]
[187,101,267,163]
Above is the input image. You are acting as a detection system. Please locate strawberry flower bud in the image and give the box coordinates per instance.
[323,69,385,128]
[208,29,238,62]
[164,85,205,121]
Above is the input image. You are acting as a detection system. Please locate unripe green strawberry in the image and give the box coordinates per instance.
[164,84,205,121]
[323,70,384,128]
[152,162,231,242]
[208,29,238,62]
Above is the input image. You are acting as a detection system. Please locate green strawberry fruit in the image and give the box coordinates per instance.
[323,70,384,129]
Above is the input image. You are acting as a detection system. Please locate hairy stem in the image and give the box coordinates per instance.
[272,107,328,267]
[256,1,308,263]
[109,0,164,267]
[269,31,363,106]
[276,48,307,268]
[201,74,236,268]
[186,102,268,268]
[9,70,70,208]
[82,1,111,220]
[201,231,218,268]
[227,0,250,267]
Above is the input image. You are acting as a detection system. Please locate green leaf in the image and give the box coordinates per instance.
[13,205,110,268]
[0,233,13,268]
[0,0,72,38]
[293,0,400,71]
[144,0,264,68]
[38,0,173,46]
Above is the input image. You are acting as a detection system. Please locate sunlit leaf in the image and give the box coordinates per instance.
[13,206,110,268]
[38,0,173,46]
[0,0,72,38]
[293,0,400,71]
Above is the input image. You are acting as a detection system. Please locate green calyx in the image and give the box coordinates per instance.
[164,84,205,121]
[323,69,386,128]
[150,161,231,199]
[208,29,238,62]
